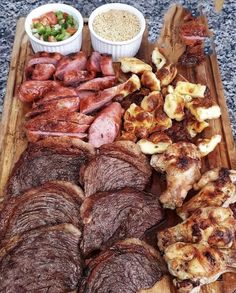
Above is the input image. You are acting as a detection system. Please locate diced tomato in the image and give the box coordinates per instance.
[32,18,40,24]
[63,12,69,19]
[66,27,77,35]
[41,11,58,25]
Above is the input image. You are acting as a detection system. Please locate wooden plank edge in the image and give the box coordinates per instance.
[209,54,236,169]
[0,17,25,152]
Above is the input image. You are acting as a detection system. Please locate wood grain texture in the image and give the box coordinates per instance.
[0,6,236,292]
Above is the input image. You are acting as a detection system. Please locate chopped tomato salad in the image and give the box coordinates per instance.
[31,11,78,42]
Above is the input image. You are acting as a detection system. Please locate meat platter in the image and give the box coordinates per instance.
[0,4,236,293]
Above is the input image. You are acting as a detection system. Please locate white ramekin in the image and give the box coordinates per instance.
[25,3,84,55]
[88,3,146,61]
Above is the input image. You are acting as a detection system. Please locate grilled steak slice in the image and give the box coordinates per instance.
[79,238,163,293]
[81,141,151,196]
[5,137,95,198]
[0,181,84,242]
[81,188,164,255]
[99,140,152,176]
[0,224,82,293]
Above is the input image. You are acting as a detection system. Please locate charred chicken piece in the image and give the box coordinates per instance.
[158,207,236,252]
[164,242,236,293]
[151,142,202,209]
[177,168,236,220]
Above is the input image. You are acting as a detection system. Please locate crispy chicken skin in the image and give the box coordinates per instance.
[164,242,236,293]
[177,168,236,220]
[158,207,236,252]
[151,142,202,209]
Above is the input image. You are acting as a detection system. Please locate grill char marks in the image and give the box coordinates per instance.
[80,141,152,196]
[5,137,95,198]
[0,224,83,293]
[0,181,84,243]
[79,239,163,293]
[81,188,164,255]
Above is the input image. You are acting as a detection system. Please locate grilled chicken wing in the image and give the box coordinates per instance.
[164,242,236,293]
[151,142,202,209]
[177,168,236,220]
[158,207,236,252]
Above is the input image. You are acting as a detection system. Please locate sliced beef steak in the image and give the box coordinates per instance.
[79,238,163,293]
[0,224,82,293]
[5,137,95,198]
[0,181,84,243]
[81,188,164,255]
[81,141,152,196]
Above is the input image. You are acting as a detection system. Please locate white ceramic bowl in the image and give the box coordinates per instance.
[88,3,146,61]
[25,3,84,55]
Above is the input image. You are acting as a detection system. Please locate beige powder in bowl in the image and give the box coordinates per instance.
[93,9,141,42]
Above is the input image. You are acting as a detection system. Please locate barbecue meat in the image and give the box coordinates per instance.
[81,188,164,255]
[151,142,202,209]
[158,207,236,252]
[5,136,95,198]
[88,102,123,148]
[34,86,79,104]
[31,63,56,80]
[86,51,101,73]
[25,53,61,80]
[177,168,236,220]
[81,141,152,196]
[25,96,80,118]
[25,111,94,142]
[79,238,163,293]
[55,51,87,80]
[25,111,94,125]
[63,70,96,87]
[18,80,61,102]
[26,130,87,142]
[0,181,84,242]
[77,76,117,91]
[0,224,82,293]
[164,242,236,293]
[100,54,115,76]
[80,74,140,114]
[180,19,207,46]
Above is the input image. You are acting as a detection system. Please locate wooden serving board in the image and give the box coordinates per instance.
[0,5,236,293]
